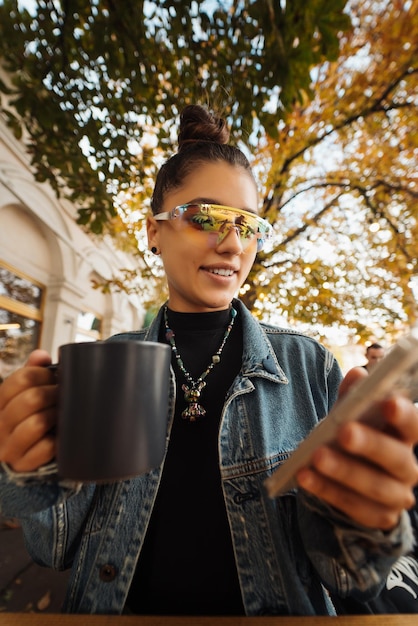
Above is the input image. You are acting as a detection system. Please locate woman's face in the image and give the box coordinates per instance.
[147,161,259,312]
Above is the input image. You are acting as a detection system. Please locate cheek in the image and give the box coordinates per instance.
[243,241,258,263]
[160,236,201,271]
[240,251,257,278]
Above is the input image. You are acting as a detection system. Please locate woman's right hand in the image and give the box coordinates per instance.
[0,350,58,472]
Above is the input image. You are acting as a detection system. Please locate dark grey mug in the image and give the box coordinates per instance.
[56,340,171,483]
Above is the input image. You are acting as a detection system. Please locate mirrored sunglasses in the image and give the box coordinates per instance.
[154,203,272,252]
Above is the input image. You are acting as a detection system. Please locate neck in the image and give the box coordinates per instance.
[166,300,234,314]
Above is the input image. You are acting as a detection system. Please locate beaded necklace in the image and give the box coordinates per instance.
[164,305,237,422]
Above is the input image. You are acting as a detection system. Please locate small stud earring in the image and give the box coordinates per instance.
[151,246,159,255]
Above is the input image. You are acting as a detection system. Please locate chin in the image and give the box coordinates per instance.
[205,296,236,310]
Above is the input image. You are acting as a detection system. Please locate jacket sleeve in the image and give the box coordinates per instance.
[0,462,95,570]
[0,461,65,516]
[297,486,415,601]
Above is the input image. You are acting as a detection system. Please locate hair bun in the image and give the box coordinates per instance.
[178,105,230,152]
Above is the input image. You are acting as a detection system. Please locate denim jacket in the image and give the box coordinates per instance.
[0,300,413,615]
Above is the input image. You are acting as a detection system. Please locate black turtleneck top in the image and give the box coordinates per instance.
[126,306,245,615]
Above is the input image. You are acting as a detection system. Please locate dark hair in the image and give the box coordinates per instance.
[151,105,256,214]
[366,343,384,353]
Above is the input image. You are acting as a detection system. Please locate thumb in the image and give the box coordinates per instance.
[338,366,369,398]
[25,349,52,368]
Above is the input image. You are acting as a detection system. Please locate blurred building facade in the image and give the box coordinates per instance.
[0,114,144,380]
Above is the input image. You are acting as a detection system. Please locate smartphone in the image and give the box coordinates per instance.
[264,332,418,498]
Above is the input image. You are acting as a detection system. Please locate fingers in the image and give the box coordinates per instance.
[0,411,56,472]
[297,395,418,530]
[378,395,418,444]
[306,435,416,502]
[0,365,56,413]
[0,350,57,472]
[338,368,418,445]
[298,464,410,530]
[0,403,57,467]
[0,385,58,470]
[337,407,418,479]
[322,435,416,495]
[4,431,57,473]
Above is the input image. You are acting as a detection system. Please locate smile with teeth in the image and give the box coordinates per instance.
[207,268,235,277]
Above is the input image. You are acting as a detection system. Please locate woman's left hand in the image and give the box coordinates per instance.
[297,368,418,530]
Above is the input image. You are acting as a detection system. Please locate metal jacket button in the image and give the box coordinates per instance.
[99,564,117,582]
[233,490,258,504]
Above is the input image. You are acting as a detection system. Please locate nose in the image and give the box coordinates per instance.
[215,225,245,253]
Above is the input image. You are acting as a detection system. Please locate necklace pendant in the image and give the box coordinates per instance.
[181,402,206,422]
[182,383,206,422]
[164,305,237,423]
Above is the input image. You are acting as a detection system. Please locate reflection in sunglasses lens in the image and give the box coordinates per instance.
[156,203,272,252]
[182,205,261,249]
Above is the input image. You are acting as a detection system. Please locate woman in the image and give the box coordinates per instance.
[0,105,418,615]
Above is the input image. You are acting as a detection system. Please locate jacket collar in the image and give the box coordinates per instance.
[235,299,288,383]
[145,299,288,384]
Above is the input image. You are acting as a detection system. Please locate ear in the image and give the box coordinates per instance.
[147,215,160,251]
